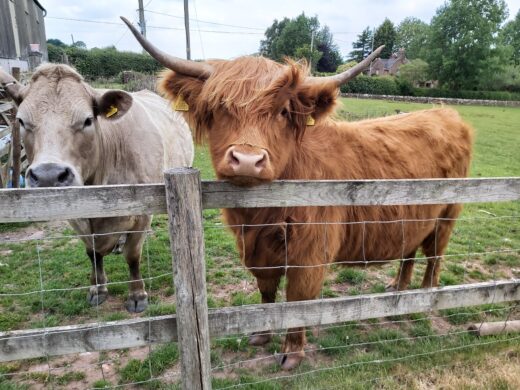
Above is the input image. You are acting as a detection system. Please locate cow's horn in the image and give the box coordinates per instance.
[120,16,213,78]
[307,45,385,86]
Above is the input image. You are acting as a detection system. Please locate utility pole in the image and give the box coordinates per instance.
[184,0,191,60]
[369,27,375,75]
[138,0,146,38]
[309,30,315,71]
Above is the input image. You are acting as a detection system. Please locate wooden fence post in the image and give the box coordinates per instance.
[10,68,20,188]
[164,167,212,390]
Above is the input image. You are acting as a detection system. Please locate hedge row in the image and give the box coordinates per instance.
[48,44,162,79]
[339,75,520,101]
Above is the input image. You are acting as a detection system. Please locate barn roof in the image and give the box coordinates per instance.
[33,0,47,16]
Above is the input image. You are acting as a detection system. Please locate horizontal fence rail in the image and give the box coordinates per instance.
[0,177,519,222]
[1,280,518,362]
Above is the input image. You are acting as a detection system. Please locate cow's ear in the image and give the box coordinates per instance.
[0,67,24,105]
[298,81,338,123]
[158,70,205,115]
[95,90,133,120]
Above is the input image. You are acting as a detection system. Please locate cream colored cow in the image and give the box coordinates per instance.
[0,64,194,312]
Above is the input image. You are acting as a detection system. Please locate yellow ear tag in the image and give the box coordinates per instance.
[173,94,189,111]
[106,105,118,118]
[306,115,315,126]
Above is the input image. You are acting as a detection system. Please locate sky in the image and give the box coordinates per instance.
[41,0,520,60]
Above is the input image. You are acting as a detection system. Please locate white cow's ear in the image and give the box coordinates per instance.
[0,67,24,106]
[95,90,133,120]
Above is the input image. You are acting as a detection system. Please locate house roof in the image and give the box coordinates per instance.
[380,57,400,70]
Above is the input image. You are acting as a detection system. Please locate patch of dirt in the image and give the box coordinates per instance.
[12,346,152,389]
[430,316,456,333]
[211,280,257,302]
[0,221,69,243]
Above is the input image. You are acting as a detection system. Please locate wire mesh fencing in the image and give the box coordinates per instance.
[0,222,182,388]
[204,212,520,389]
[0,173,519,389]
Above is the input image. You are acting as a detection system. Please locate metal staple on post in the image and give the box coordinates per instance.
[164,167,212,390]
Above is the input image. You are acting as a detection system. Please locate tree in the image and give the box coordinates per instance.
[72,41,87,50]
[500,10,520,64]
[315,26,343,72]
[259,18,290,59]
[398,59,430,85]
[373,18,396,58]
[427,0,508,90]
[336,60,358,73]
[348,27,373,62]
[395,17,430,60]
[47,38,67,47]
[259,13,343,72]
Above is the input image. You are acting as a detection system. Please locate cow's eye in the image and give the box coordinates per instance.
[83,117,93,128]
[17,118,25,128]
[280,108,290,119]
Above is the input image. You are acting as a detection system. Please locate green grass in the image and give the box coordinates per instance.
[0,98,518,388]
[336,268,366,284]
[119,343,179,388]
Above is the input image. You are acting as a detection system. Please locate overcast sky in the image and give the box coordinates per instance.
[41,0,520,60]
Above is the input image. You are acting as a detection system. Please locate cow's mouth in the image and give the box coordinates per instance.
[221,174,271,187]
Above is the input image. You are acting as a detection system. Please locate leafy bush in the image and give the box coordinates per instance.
[47,44,162,80]
[340,75,399,95]
[338,73,520,100]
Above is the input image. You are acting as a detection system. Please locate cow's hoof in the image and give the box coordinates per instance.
[87,288,108,306]
[275,352,304,371]
[249,332,272,346]
[125,294,148,313]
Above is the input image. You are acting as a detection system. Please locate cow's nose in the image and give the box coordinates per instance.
[27,163,76,187]
[225,147,269,177]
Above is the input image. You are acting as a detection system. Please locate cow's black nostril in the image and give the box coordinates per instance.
[27,163,76,187]
[58,167,71,183]
[28,169,38,184]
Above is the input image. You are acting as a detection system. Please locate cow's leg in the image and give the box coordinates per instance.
[279,266,324,370]
[249,276,281,346]
[385,250,416,291]
[87,249,109,306]
[123,231,148,313]
[421,206,460,288]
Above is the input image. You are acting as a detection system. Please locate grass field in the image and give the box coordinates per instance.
[0,97,519,389]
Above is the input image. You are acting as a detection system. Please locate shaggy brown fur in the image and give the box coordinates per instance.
[158,56,474,369]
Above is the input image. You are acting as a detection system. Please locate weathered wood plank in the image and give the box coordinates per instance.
[0,184,166,222]
[202,177,520,209]
[0,103,13,113]
[164,168,212,390]
[0,126,10,138]
[11,119,20,188]
[0,178,519,222]
[468,320,520,336]
[1,280,517,362]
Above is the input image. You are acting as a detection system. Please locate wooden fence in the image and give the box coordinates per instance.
[0,99,26,188]
[0,171,519,389]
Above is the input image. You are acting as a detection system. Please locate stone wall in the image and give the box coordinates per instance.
[341,93,520,107]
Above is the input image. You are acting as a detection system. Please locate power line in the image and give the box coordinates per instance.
[192,0,206,59]
[45,16,264,35]
[46,16,365,37]
[144,9,264,31]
